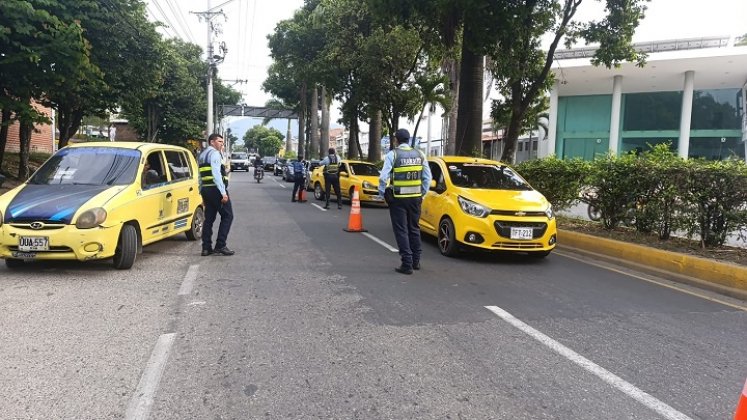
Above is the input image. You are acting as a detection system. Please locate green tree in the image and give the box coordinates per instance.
[243,125,285,156]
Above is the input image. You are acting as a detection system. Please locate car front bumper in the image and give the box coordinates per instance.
[454,215,557,253]
[0,223,121,261]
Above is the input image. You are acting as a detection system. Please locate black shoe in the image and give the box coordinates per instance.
[412,262,420,270]
[394,265,413,275]
[323,205,329,209]
[338,205,342,209]
[201,249,213,256]
[214,247,235,256]
[292,199,297,202]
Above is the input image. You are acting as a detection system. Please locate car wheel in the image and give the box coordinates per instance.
[5,258,24,269]
[185,206,204,241]
[437,218,459,257]
[348,186,355,202]
[314,183,325,201]
[113,224,138,269]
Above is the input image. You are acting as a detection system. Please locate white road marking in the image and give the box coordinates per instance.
[485,305,693,420]
[271,177,287,188]
[362,232,398,252]
[177,264,199,296]
[311,203,327,211]
[554,250,747,312]
[124,333,176,420]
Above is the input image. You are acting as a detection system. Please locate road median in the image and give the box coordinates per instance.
[558,229,747,300]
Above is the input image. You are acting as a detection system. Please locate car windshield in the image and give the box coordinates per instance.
[349,163,380,176]
[29,147,141,186]
[231,153,248,159]
[445,162,532,191]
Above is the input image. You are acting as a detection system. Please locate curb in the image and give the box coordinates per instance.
[558,229,747,299]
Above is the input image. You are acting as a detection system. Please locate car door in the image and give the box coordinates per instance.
[138,150,170,243]
[420,161,448,234]
[162,149,196,235]
[338,162,351,199]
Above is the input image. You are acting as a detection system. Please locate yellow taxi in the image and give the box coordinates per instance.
[0,142,204,269]
[310,159,385,204]
[420,156,556,258]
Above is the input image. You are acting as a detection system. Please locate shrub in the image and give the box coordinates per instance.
[515,156,589,211]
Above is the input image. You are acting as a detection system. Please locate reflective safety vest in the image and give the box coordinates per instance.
[391,146,424,198]
[198,149,228,188]
[324,154,339,175]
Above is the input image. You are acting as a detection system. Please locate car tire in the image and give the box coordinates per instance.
[314,182,325,201]
[438,217,459,257]
[185,206,204,241]
[5,258,24,269]
[113,224,138,269]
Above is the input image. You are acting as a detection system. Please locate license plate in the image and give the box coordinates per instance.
[19,236,49,251]
[510,227,533,240]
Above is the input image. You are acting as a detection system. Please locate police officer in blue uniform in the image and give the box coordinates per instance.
[291,155,307,202]
[319,148,342,209]
[378,129,432,274]
[198,133,235,256]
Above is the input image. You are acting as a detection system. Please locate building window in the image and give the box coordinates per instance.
[691,89,741,130]
[689,137,745,160]
[623,92,682,131]
[621,137,677,155]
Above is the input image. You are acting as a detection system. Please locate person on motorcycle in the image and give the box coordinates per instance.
[253,155,264,181]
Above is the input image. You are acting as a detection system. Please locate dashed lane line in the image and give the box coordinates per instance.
[362,232,398,252]
[177,264,199,296]
[485,305,693,420]
[311,203,327,211]
[124,333,176,420]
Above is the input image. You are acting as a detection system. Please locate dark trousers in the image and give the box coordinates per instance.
[292,174,305,201]
[388,197,422,268]
[201,187,234,251]
[324,174,341,207]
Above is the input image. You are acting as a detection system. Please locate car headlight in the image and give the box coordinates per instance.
[457,196,489,218]
[75,208,107,229]
[362,181,375,189]
[545,204,555,220]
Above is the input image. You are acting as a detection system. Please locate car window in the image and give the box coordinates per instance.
[445,162,532,191]
[30,147,140,186]
[339,163,349,173]
[165,150,192,181]
[429,162,445,191]
[231,153,248,160]
[349,163,380,176]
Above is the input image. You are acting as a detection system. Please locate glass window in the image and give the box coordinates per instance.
[691,89,741,130]
[349,163,379,176]
[30,147,140,186]
[688,137,745,160]
[445,162,532,191]
[623,92,682,130]
[621,137,677,155]
[165,151,192,180]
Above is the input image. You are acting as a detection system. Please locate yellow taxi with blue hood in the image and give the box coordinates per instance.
[0,142,204,269]
[420,156,557,258]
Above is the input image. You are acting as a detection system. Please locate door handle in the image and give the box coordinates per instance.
[166,192,172,199]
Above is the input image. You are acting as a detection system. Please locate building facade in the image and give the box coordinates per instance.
[545,36,747,161]
[1,103,55,154]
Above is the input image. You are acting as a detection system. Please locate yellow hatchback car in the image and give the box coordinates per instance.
[310,160,385,204]
[0,142,204,269]
[420,156,556,258]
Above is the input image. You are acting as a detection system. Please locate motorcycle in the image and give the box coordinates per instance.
[254,166,264,183]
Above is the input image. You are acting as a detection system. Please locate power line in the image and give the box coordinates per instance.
[151,0,186,40]
[164,0,196,44]
[146,2,177,39]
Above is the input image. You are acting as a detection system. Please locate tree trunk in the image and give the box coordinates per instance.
[320,86,330,156]
[310,85,320,159]
[455,44,484,156]
[297,82,307,157]
[445,57,460,155]
[368,110,382,162]
[388,110,400,151]
[57,108,84,148]
[347,114,358,159]
[0,109,11,168]
[500,95,527,164]
[18,121,32,180]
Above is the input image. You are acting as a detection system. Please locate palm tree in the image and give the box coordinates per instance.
[411,74,451,149]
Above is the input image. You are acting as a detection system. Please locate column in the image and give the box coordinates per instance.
[545,81,559,158]
[678,70,695,159]
[609,75,623,156]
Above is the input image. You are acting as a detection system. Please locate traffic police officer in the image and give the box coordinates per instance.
[319,148,342,209]
[378,129,432,274]
[198,133,235,256]
[291,155,307,202]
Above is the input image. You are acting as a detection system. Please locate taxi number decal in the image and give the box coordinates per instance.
[177,198,189,214]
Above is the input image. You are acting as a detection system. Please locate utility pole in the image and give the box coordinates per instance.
[192,1,228,141]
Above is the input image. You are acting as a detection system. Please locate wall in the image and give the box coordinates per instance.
[1,103,54,154]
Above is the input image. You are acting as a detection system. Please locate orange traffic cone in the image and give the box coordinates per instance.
[343,185,367,232]
[735,378,747,420]
[298,184,307,202]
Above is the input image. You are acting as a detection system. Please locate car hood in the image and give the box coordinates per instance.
[354,175,380,186]
[458,189,549,212]
[5,184,121,224]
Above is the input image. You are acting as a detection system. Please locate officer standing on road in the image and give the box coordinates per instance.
[319,147,342,209]
[291,155,307,202]
[378,129,432,275]
[198,133,235,256]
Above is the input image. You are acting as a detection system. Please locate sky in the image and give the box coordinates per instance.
[145,0,747,140]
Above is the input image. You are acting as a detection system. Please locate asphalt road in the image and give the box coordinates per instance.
[1,170,745,420]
